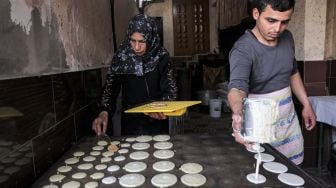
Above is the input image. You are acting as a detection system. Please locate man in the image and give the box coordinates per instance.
[228,0,316,165]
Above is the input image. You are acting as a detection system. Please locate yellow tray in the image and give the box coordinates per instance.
[124,101,201,116]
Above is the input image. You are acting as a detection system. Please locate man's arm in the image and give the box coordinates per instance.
[290,72,316,130]
[228,88,247,144]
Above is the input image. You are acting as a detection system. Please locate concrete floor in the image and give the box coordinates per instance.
[182,108,336,187]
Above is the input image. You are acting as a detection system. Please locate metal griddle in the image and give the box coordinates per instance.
[32,132,326,187]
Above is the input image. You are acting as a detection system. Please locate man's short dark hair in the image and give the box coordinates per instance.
[250,0,295,13]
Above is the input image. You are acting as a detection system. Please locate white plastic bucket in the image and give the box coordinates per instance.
[209,99,222,118]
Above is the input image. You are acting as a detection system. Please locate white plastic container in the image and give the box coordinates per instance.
[209,99,222,118]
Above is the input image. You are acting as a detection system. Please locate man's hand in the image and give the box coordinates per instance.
[92,111,108,135]
[147,112,167,120]
[232,113,245,144]
[302,105,316,131]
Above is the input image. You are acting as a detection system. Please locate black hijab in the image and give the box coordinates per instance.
[110,14,168,76]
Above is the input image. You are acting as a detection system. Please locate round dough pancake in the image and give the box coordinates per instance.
[9,152,21,158]
[101,157,112,163]
[4,166,20,175]
[73,151,85,157]
[57,166,72,173]
[149,102,167,108]
[278,173,305,186]
[95,164,107,170]
[263,162,288,174]
[180,163,203,174]
[83,156,96,162]
[90,151,101,156]
[132,143,150,150]
[102,151,114,157]
[42,184,58,188]
[254,153,275,162]
[72,172,87,179]
[135,135,152,142]
[78,163,93,170]
[119,173,145,188]
[62,181,80,188]
[121,143,131,148]
[107,165,120,172]
[246,173,266,184]
[111,141,120,145]
[181,173,206,187]
[153,161,175,172]
[114,155,126,162]
[1,157,16,164]
[49,174,66,183]
[118,148,129,154]
[246,146,265,153]
[90,172,104,180]
[154,142,173,150]
[0,140,13,146]
[92,146,104,151]
[0,175,8,183]
[153,135,170,142]
[97,140,108,146]
[65,157,79,165]
[84,181,98,188]
[123,161,147,173]
[151,173,177,188]
[129,151,150,160]
[153,150,174,159]
[15,157,30,166]
[102,176,117,185]
[126,137,136,142]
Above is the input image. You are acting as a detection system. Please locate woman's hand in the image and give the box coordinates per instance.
[147,112,167,120]
[92,111,108,135]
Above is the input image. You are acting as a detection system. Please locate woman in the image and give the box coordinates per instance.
[92,14,178,136]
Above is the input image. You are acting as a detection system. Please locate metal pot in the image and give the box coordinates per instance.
[196,90,217,106]
[242,98,279,143]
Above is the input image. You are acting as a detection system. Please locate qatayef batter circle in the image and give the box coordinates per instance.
[42,185,58,188]
[151,173,177,187]
[153,150,174,159]
[153,135,170,142]
[246,146,265,153]
[107,165,120,172]
[135,135,152,142]
[123,161,147,173]
[181,173,206,187]
[254,153,275,162]
[152,161,175,172]
[73,151,85,157]
[119,173,145,188]
[62,180,80,188]
[154,142,173,150]
[92,146,104,151]
[65,157,79,165]
[97,140,108,146]
[101,157,112,163]
[126,137,136,142]
[90,172,104,180]
[118,148,129,154]
[180,163,203,174]
[49,174,65,183]
[83,156,96,162]
[77,163,93,170]
[57,166,72,173]
[263,162,288,173]
[132,143,150,150]
[278,173,305,186]
[102,151,114,157]
[84,181,98,188]
[114,156,126,162]
[102,176,117,185]
[95,164,107,170]
[90,151,101,156]
[72,172,87,179]
[129,151,150,160]
[121,143,131,148]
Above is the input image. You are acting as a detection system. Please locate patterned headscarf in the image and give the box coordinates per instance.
[110,14,168,76]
